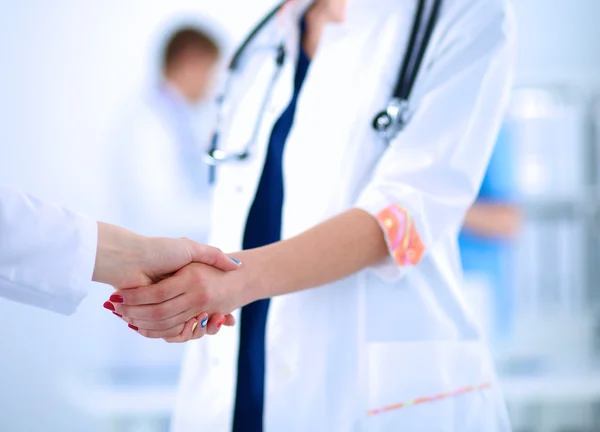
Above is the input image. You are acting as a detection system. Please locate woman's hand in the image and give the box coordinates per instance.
[162,313,236,343]
[93,222,241,289]
[108,262,252,339]
[107,302,236,340]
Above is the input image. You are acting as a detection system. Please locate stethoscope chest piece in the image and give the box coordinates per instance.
[206,0,442,164]
[372,98,410,142]
[204,148,250,166]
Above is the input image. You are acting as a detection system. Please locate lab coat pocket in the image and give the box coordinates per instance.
[364,340,503,432]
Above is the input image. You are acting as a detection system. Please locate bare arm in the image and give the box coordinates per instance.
[230,208,389,301]
[110,208,391,337]
[462,202,520,240]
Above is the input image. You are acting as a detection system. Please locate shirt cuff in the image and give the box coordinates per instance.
[355,190,425,283]
[69,213,99,295]
[32,211,98,315]
[0,212,96,316]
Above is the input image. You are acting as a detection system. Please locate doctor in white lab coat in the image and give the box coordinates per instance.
[110,0,517,430]
[0,186,237,337]
[112,26,220,240]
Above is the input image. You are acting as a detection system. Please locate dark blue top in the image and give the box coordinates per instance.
[232,37,311,432]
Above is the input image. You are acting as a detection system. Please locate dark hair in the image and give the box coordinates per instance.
[163,27,220,69]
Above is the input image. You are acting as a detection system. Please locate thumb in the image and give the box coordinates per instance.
[183,240,241,271]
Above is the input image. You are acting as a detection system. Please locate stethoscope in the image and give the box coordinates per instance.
[204,0,442,166]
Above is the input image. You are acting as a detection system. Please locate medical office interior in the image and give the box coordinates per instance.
[0,0,599,431]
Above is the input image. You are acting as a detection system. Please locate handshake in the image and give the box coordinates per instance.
[93,222,253,343]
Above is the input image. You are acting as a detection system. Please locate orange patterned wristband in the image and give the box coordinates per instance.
[375,204,425,266]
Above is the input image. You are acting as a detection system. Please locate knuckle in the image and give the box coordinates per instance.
[189,268,205,285]
[211,248,223,264]
[150,305,167,321]
[126,291,140,305]
[160,320,176,331]
[150,321,166,331]
[198,245,221,266]
[168,326,184,338]
[115,306,128,317]
[153,285,167,301]
[195,292,210,308]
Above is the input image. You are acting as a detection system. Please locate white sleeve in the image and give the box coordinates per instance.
[0,186,98,315]
[355,1,517,281]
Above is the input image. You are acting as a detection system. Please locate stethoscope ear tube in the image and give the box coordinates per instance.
[206,1,289,175]
[376,0,442,142]
[229,0,288,71]
[207,0,443,170]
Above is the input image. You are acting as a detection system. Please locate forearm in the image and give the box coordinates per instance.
[463,202,520,239]
[233,208,389,301]
[108,209,386,336]
[92,222,149,287]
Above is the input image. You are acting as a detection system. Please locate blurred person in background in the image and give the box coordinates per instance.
[460,127,521,342]
[103,23,225,391]
[111,25,221,241]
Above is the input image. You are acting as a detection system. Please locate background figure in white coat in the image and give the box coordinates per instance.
[112,26,220,241]
[103,25,222,386]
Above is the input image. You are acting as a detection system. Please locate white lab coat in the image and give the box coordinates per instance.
[111,84,212,241]
[0,186,97,315]
[172,0,517,430]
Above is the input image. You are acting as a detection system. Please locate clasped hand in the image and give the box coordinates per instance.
[107,261,251,343]
[95,222,249,343]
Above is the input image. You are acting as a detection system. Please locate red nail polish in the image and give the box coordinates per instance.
[128,324,139,331]
[113,312,122,318]
[103,301,115,311]
[110,295,124,303]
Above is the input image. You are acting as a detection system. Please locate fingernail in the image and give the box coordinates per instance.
[110,295,124,303]
[191,321,199,333]
[103,302,115,312]
[217,318,226,329]
[230,258,241,265]
[113,312,122,318]
[128,324,139,331]
[200,317,208,328]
